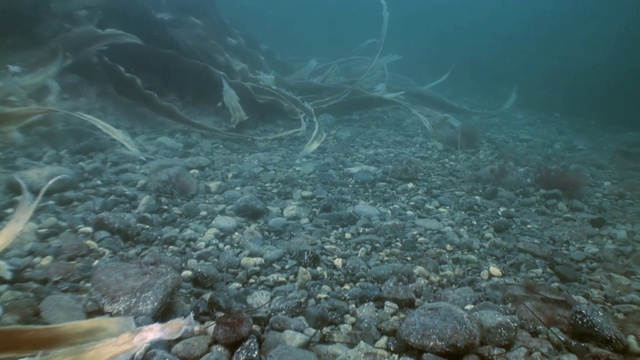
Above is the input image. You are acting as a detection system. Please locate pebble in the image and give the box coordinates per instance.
[489,266,503,277]
[212,215,237,234]
[353,203,381,218]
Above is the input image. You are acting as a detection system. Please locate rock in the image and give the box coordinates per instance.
[470,310,518,347]
[192,262,221,288]
[171,336,211,360]
[398,302,479,356]
[91,262,180,317]
[233,195,267,219]
[232,335,259,360]
[283,204,307,220]
[281,329,311,348]
[491,219,512,233]
[213,313,253,346]
[268,217,287,229]
[266,345,317,360]
[184,156,211,169]
[415,218,443,230]
[39,294,85,324]
[212,215,237,234]
[571,305,626,352]
[201,345,231,360]
[143,349,179,360]
[156,136,183,149]
[93,212,138,242]
[353,204,381,218]
[147,165,197,196]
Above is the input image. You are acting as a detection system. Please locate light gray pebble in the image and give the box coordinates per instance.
[268,217,288,229]
[247,290,271,309]
[213,215,237,234]
[184,156,211,169]
[354,204,381,218]
[156,136,183,149]
[415,218,443,230]
[281,329,311,348]
[283,205,307,220]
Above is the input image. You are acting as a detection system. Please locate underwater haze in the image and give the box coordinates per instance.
[219,0,640,129]
[1,0,640,359]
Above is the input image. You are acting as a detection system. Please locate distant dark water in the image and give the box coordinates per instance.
[218,0,640,129]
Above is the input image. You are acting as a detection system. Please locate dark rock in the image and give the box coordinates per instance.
[91,262,180,317]
[147,165,197,197]
[380,277,416,307]
[233,195,267,219]
[398,302,480,356]
[213,313,253,346]
[369,263,414,284]
[0,291,38,324]
[260,331,286,357]
[303,303,330,329]
[232,334,259,360]
[93,212,139,242]
[570,305,626,352]
[551,264,580,283]
[491,219,512,233]
[290,249,320,267]
[192,262,221,289]
[268,315,308,332]
[44,261,83,283]
[347,282,381,304]
[389,157,423,181]
[470,310,518,347]
[440,287,479,309]
[143,349,180,360]
[588,216,607,229]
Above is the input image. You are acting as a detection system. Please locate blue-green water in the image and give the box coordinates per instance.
[218,0,640,128]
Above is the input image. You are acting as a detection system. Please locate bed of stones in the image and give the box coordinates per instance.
[0,103,638,359]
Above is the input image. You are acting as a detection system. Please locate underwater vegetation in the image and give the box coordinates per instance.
[535,166,587,192]
[1,0,515,157]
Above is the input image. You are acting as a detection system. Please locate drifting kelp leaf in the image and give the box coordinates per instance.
[5,51,68,96]
[245,83,325,153]
[59,111,144,160]
[0,316,135,357]
[0,107,54,130]
[311,0,389,108]
[497,87,517,112]
[99,55,248,139]
[0,175,66,254]
[221,76,249,127]
[28,314,194,360]
[423,65,454,90]
[352,39,378,54]
[285,59,318,82]
[300,115,326,156]
[56,27,142,61]
[0,106,143,158]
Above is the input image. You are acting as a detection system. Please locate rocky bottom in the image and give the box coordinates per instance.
[0,107,639,359]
